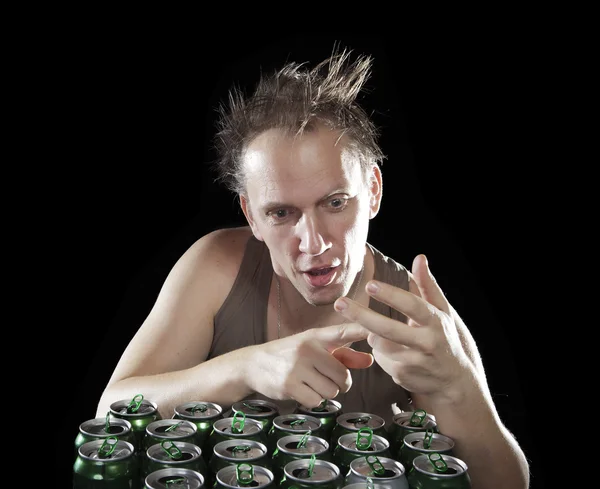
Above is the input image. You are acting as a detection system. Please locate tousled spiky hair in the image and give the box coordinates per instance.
[212,46,386,195]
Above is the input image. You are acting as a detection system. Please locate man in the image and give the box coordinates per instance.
[96,47,530,488]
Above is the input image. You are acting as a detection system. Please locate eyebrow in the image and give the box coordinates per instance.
[260,187,349,213]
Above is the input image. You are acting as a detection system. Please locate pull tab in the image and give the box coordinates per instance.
[242,402,262,412]
[165,421,184,432]
[307,454,316,477]
[313,399,328,412]
[191,403,208,413]
[422,428,433,449]
[290,419,306,426]
[428,453,448,473]
[409,409,426,427]
[347,415,372,426]
[165,477,187,487]
[366,477,374,489]
[356,426,373,450]
[366,455,385,475]
[97,436,118,458]
[161,440,183,460]
[297,429,312,448]
[126,394,144,414]
[232,445,251,456]
[104,412,111,433]
[236,463,254,485]
[231,411,246,434]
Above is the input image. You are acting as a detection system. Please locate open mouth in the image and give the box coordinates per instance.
[307,267,334,276]
[303,266,338,287]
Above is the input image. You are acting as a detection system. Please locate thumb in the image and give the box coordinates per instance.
[412,254,450,314]
[311,322,369,350]
[332,347,374,369]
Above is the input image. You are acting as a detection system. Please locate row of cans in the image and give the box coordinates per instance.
[73,394,472,488]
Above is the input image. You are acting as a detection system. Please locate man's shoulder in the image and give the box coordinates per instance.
[186,226,254,274]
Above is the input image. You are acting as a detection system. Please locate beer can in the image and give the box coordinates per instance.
[144,440,208,481]
[145,467,205,489]
[207,412,268,458]
[387,410,437,457]
[209,438,271,480]
[330,413,387,452]
[280,457,343,489]
[231,399,280,434]
[268,413,324,453]
[110,394,161,453]
[295,399,342,443]
[73,437,137,489]
[333,429,392,476]
[345,455,408,489]
[398,431,454,473]
[74,413,135,459]
[216,463,275,489]
[272,434,333,484]
[144,419,199,451]
[173,401,223,460]
[407,453,471,489]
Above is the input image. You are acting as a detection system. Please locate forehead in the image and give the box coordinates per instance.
[242,126,363,205]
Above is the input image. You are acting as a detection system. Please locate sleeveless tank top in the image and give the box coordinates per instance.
[209,235,413,429]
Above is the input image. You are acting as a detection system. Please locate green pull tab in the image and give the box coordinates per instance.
[165,421,184,432]
[165,477,187,487]
[428,453,448,473]
[422,428,433,449]
[231,411,246,434]
[297,429,312,448]
[232,445,251,456]
[366,477,374,489]
[290,419,306,426]
[366,455,385,475]
[242,402,262,412]
[313,399,328,412]
[356,426,373,450]
[161,440,183,460]
[97,436,118,458]
[348,415,372,426]
[126,394,144,414]
[236,463,254,485]
[409,409,426,427]
[104,412,111,433]
[307,454,316,477]
[191,403,208,413]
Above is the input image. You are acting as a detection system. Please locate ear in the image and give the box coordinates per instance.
[367,164,383,219]
[239,194,264,241]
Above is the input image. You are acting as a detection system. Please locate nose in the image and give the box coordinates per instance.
[296,214,331,256]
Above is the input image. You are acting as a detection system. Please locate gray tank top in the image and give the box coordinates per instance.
[209,236,413,428]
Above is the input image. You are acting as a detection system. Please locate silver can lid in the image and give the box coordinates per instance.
[174,401,223,420]
[277,435,329,455]
[77,439,135,462]
[216,463,274,488]
[284,459,340,484]
[213,439,268,461]
[145,468,205,489]
[392,411,437,429]
[296,399,342,416]
[214,416,264,436]
[412,454,468,477]
[232,399,280,419]
[349,455,406,480]
[337,433,389,453]
[273,414,322,434]
[79,416,132,437]
[110,397,158,417]
[403,432,454,452]
[337,413,385,431]
[147,441,202,464]
[146,419,197,439]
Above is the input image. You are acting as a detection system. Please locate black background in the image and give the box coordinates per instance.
[57,34,550,487]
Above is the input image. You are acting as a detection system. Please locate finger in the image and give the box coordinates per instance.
[333,299,422,348]
[367,333,410,360]
[311,322,369,349]
[331,347,374,369]
[309,360,352,396]
[411,254,450,315]
[292,383,330,409]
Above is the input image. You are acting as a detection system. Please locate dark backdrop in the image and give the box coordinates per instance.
[58,35,547,486]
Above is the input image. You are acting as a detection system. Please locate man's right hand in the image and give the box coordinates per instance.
[244,323,372,408]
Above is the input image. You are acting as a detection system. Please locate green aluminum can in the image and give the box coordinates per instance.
[332,430,392,477]
[144,441,208,481]
[144,419,199,451]
[173,401,223,461]
[345,455,408,489]
[75,414,135,460]
[330,413,387,453]
[110,394,161,454]
[267,413,324,454]
[406,453,471,489]
[398,432,454,473]
[387,411,438,457]
[231,399,280,434]
[144,468,205,489]
[295,400,342,444]
[209,438,271,486]
[280,458,343,489]
[272,434,333,484]
[207,413,268,459]
[73,438,138,489]
[215,463,275,489]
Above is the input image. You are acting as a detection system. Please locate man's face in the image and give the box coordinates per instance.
[240,125,382,306]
